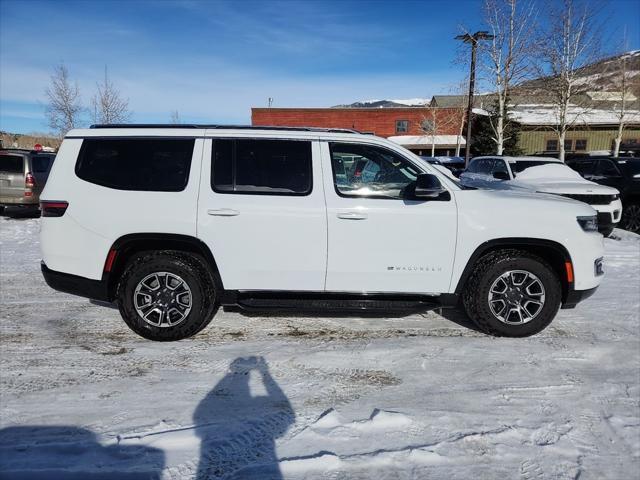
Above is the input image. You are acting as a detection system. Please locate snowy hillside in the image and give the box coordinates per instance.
[1,217,639,479]
[332,98,430,108]
[517,50,640,97]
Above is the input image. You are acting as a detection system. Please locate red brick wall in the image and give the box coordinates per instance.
[251,108,464,138]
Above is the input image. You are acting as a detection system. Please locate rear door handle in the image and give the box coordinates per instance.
[207,208,240,216]
[337,212,368,220]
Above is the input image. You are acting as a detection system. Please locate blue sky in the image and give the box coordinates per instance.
[1,0,639,134]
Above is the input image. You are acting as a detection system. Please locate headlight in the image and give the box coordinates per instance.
[577,215,598,232]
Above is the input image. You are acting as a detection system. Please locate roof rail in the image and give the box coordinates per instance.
[89,124,362,134]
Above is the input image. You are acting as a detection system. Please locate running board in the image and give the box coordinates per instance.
[221,291,445,313]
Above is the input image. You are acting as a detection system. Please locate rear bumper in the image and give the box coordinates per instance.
[0,196,39,207]
[41,262,109,301]
[561,286,598,309]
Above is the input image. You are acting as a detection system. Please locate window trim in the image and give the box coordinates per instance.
[74,137,195,192]
[395,119,409,134]
[564,139,573,151]
[328,141,432,201]
[574,139,588,151]
[210,137,314,197]
[545,138,559,151]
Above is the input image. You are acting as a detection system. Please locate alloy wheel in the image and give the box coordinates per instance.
[488,270,546,325]
[133,272,192,327]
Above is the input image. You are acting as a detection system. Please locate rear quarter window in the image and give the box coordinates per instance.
[0,154,25,173]
[75,138,195,191]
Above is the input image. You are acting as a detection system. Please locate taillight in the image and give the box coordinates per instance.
[25,172,36,188]
[40,201,69,217]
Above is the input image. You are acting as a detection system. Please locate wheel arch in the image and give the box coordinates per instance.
[454,238,573,303]
[104,233,224,301]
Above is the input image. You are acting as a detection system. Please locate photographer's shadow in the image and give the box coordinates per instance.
[194,356,294,480]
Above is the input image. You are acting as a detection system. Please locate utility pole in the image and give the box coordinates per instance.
[455,31,494,166]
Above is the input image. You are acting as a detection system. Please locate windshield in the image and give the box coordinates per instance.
[510,160,559,175]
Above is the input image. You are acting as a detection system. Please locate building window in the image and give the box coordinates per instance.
[564,139,573,151]
[395,120,409,133]
[546,139,558,151]
[575,139,587,151]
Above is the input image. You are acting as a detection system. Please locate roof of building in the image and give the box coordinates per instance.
[388,135,466,147]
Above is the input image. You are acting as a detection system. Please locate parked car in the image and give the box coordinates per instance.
[418,156,465,177]
[459,156,622,237]
[566,156,640,233]
[0,148,56,214]
[41,125,604,341]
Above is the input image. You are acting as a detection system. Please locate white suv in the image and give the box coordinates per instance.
[40,125,605,341]
[460,156,623,236]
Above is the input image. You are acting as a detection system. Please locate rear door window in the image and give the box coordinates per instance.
[0,155,24,173]
[211,139,312,195]
[76,138,195,191]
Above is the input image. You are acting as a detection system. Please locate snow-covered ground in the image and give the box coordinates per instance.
[1,217,639,480]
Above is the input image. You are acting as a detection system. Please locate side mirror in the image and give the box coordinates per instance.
[493,171,510,181]
[414,173,446,199]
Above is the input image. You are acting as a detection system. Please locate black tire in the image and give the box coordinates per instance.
[462,249,562,337]
[117,250,217,341]
[621,202,640,234]
[600,226,615,238]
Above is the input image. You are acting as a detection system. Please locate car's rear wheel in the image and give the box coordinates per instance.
[621,202,640,233]
[462,250,562,337]
[117,251,217,341]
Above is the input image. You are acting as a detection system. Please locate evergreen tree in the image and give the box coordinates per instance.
[470,100,523,156]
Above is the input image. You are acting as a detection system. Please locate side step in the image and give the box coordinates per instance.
[221,291,444,314]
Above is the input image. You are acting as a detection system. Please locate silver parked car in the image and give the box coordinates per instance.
[0,148,56,213]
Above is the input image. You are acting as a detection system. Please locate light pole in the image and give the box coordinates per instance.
[456,31,494,166]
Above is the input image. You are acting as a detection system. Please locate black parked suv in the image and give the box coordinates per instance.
[566,157,640,233]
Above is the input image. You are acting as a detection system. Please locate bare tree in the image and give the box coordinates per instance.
[448,80,470,157]
[419,108,460,157]
[44,64,83,138]
[91,67,131,124]
[480,0,536,154]
[170,110,181,124]
[536,0,603,161]
[610,48,640,156]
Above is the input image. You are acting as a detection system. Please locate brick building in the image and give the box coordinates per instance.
[251,107,466,156]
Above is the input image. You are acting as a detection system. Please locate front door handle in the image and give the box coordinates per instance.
[337,212,368,220]
[208,208,240,216]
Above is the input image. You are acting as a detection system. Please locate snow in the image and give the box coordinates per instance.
[389,98,430,106]
[388,135,465,147]
[1,216,639,479]
[510,105,640,126]
[515,164,586,181]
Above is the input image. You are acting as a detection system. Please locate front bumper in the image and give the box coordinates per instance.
[41,262,110,301]
[594,199,623,231]
[562,286,598,309]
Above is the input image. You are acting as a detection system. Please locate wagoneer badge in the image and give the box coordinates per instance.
[387,266,442,272]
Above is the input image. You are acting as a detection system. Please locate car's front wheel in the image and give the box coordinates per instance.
[117,251,217,341]
[462,250,562,337]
